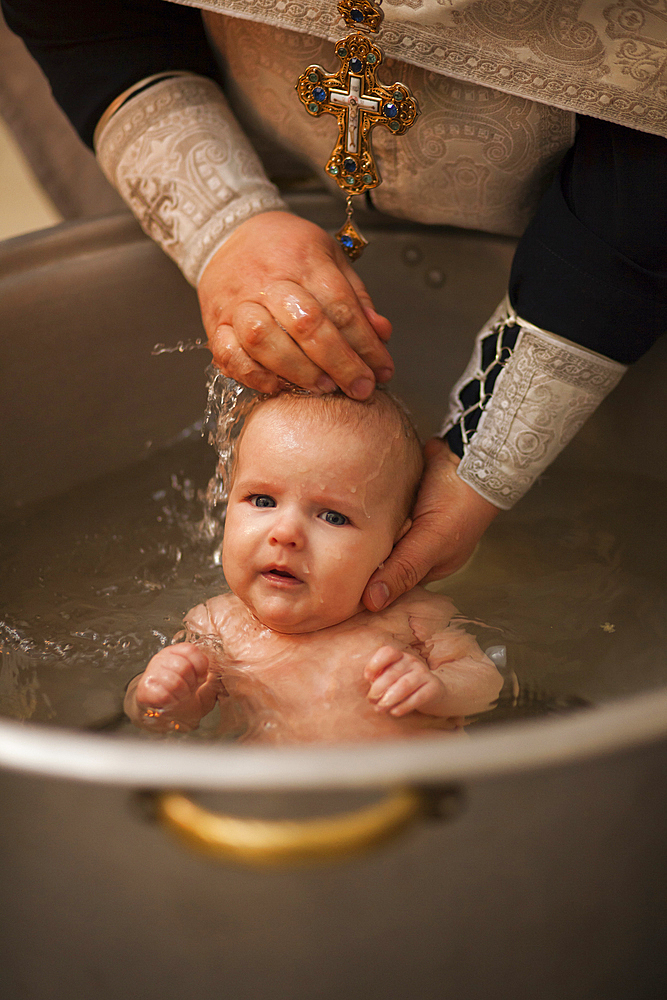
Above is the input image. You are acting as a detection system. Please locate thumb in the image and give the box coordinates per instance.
[363,529,435,612]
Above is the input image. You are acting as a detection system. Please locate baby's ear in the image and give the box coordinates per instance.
[394,517,412,544]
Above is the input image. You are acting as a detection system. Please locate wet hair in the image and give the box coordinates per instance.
[234,389,424,526]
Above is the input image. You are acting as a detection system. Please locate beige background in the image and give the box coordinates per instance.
[0,112,61,240]
[0,6,125,243]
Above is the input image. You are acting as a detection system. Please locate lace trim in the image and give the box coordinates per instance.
[95,74,287,285]
[442,300,627,509]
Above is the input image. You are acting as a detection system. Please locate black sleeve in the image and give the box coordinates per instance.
[509,116,667,365]
[1,0,220,148]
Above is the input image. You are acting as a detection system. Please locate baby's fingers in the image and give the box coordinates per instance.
[385,682,438,717]
[138,646,210,708]
[372,669,428,714]
[364,645,404,683]
[174,643,211,679]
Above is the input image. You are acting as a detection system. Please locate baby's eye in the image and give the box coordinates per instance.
[249,494,276,508]
[320,509,349,526]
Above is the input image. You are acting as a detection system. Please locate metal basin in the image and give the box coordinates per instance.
[1,194,666,999]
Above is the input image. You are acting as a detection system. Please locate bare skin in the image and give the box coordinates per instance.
[124,588,503,744]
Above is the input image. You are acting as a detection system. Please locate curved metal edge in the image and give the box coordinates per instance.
[0,687,666,790]
[0,215,146,280]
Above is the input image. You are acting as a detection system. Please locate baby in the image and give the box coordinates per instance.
[124,390,502,743]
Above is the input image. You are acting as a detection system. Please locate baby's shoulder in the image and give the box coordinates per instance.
[185,591,243,638]
[387,586,458,622]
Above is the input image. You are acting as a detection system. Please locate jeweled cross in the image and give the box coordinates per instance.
[296,32,419,198]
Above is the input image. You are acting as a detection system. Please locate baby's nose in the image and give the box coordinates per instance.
[269,510,305,548]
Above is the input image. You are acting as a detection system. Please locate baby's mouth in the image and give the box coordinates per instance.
[262,566,302,584]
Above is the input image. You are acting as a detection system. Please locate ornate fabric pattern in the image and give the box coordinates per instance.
[441,300,627,509]
[95,75,286,285]
[172,0,667,138]
[207,15,574,235]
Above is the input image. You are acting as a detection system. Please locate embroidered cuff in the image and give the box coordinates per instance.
[94,74,287,285]
[442,299,627,510]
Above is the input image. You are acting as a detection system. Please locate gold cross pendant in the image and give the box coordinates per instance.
[296,1,419,259]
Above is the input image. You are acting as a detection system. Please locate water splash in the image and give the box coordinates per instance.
[151,339,208,355]
[199,369,261,540]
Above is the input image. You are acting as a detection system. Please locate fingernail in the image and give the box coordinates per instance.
[376,367,393,383]
[316,375,337,394]
[350,377,375,399]
[368,581,389,611]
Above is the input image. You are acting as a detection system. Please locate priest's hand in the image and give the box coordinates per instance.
[197,211,394,398]
[362,438,500,611]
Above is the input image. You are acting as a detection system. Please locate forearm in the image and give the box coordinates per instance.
[94,74,287,284]
[423,630,503,717]
[429,663,501,718]
[443,117,666,510]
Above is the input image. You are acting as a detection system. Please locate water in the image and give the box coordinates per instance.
[444,466,667,707]
[1,407,666,737]
[0,429,223,734]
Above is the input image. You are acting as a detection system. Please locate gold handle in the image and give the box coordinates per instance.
[153,787,435,867]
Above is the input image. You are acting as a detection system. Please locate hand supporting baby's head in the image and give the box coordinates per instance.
[222,389,423,633]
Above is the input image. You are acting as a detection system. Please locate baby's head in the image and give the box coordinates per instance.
[222,390,423,633]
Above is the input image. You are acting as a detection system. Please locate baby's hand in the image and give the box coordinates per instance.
[126,642,219,731]
[365,646,449,718]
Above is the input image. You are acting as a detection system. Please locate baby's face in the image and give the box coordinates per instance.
[222,404,408,633]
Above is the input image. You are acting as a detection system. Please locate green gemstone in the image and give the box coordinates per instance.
[362,173,373,184]
[389,120,401,131]
[337,47,348,58]
[367,52,377,64]
[308,73,319,83]
[394,89,404,101]
[345,175,356,184]
[308,102,319,113]
[328,164,339,175]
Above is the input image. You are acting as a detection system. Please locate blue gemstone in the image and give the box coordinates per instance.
[343,157,357,173]
[350,8,365,22]
[313,87,327,103]
[383,102,398,119]
[339,234,355,249]
[350,58,363,73]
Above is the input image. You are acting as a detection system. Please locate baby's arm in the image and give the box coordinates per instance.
[418,624,503,717]
[364,588,503,719]
[124,641,221,732]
